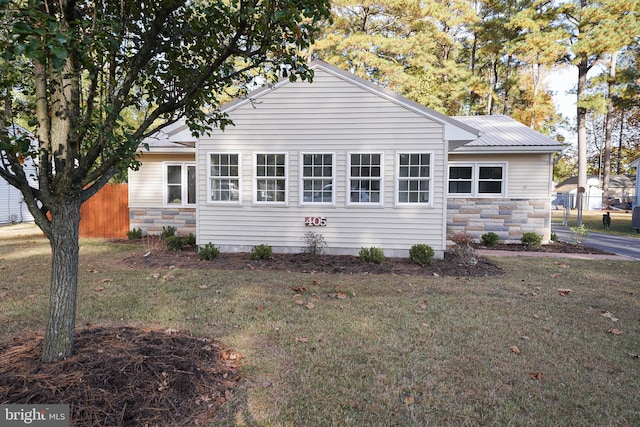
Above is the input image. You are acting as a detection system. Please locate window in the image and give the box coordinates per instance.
[255,153,287,203]
[448,163,505,196]
[349,153,382,203]
[209,153,240,202]
[397,153,431,204]
[166,163,195,206]
[301,153,334,203]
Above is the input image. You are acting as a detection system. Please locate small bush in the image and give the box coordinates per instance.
[448,231,477,265]
[570,224,588,245]
[127,227,142,240]
[521,232,542,248]
[409,244,434,266]
[198,243,220,260]
[161,226,176,240]
[165,235,185,251]
[359,246,385,264]
[550,232,558,242]
[251,244,273,260]
[183,233,196,246]
[481,232,500,247]
[301,231,327,257]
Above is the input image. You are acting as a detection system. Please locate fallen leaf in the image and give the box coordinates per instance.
[294,300,304,306]
[305,302,315,309]
[335,291,348,300]
[16,276,25,280]
[401,394,415,405]
[608,329,622,335]
[25,294,35,300]
[529,372,543,380]
[600,311,619,322]
[533,314,540,319]
[627,353,639,359]
[262,382,272,388]
[550,273,558,278]
[164,328,179,335]
[256,305,265,311]
[87,268,98,273]
[557,288,572,296]
[152,273,161,279]
[94,286,104,292]
[101,278,112,283]
[292,286,307,293]
[295,336,309,343]
[509,346,521,355]
[198,284,209,289]
[520,336,530,340]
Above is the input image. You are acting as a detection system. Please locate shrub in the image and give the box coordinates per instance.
[301,231,326,257]
[251,244,273,260]
[521,232,542,248]
[165,235,185,251]
[198,243,220,260]
[359,246,385,264]
[127,227,142,240]
[183,233,196,246]
[409,244,434,266]
[570,224,588,245]
[161,226,176,240]
[448,231,477,265]
[481,232,500,247]
[550,232,558,242]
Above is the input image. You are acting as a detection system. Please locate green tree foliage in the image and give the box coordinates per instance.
[0,0,330,362]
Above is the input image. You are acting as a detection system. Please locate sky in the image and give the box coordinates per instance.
[548,65,577,144]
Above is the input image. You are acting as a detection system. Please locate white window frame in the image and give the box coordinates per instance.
[254,152,288,204]
[396,152,434,206]
[207,152,242,204]
[164,162,196,207]
[300,152,336,205]
[447,162,507,197]
[347,152,383,206]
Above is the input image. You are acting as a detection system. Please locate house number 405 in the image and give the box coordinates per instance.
[305,216,327,226]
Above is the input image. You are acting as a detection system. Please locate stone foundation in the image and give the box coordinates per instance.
[447,198,551,243]
[129,207,196,236]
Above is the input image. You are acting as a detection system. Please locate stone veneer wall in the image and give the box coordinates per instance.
[129,207,196,236]
[447,198,551,243]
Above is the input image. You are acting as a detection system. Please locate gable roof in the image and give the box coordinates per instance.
[221,60,480,143]
[451,115,564,153]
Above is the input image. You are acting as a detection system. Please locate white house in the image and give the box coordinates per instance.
[128,61,563,258]
[0,125,36,225]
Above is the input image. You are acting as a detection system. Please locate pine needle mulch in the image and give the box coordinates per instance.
[0,326,242,426]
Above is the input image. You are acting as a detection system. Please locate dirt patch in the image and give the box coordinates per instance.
[481,240,613,254]
[120,246,504,277]
[0,327,241,426]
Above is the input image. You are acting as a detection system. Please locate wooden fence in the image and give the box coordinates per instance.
[79,183,129,238]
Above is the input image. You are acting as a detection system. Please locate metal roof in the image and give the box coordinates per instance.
[452,115,564,153]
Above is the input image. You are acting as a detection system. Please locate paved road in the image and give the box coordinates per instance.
[552,226,640,260]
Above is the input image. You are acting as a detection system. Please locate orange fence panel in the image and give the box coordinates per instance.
[79,183,129,238]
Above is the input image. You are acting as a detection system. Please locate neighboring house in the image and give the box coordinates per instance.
[554,174,636,210]
[129,61,563,258]
[0,125,36,225]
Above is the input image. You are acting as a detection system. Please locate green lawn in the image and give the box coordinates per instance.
[1,225,639,425]
[552,209,639,237]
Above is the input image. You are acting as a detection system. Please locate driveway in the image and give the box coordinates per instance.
[551,226,640,260]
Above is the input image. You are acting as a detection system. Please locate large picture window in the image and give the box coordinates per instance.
[166,163,195,206]
[349,153,382,204]
[255,153,287,203]
[397,153,431,204]
[448,163,505,196]
[209,153,240,202]
[301,153,334,203]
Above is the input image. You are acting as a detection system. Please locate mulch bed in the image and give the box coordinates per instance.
[0,327,242,426]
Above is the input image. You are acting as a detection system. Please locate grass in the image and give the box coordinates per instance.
[1,224,640,425]
[552,209,639,237]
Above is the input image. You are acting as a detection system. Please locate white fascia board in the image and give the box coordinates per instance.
[450,145,564,154]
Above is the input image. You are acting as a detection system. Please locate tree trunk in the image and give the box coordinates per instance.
[576,56,589,220]
[42,194,82,362]
[603,51,617,202]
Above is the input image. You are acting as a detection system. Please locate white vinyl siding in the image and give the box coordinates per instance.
[448,153,553,199]
[196,68,449,257]
[129,153,194,207]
